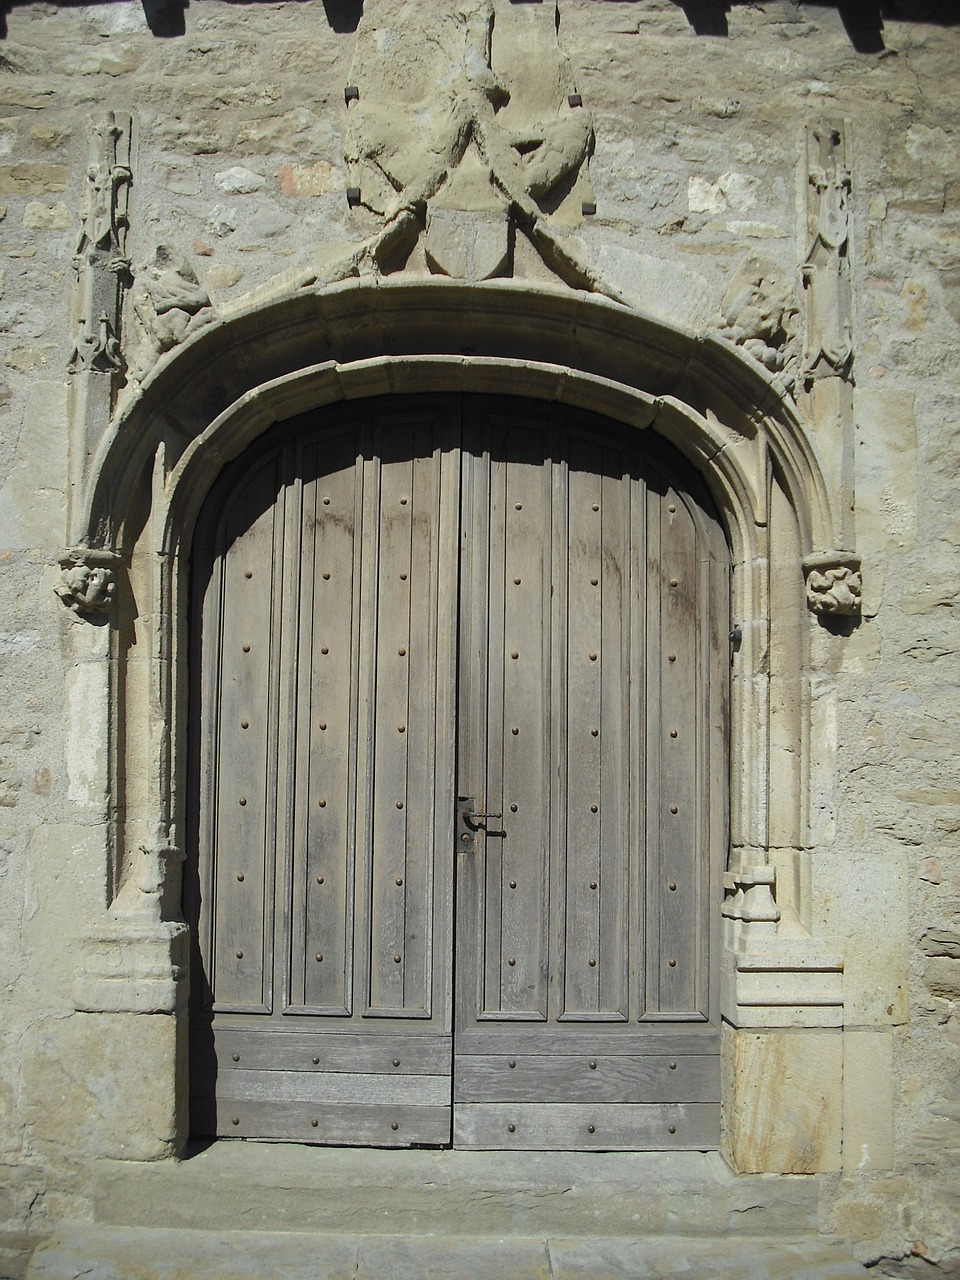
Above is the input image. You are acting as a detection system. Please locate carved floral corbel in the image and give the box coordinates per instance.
[54,547,120,616]
[803,550,862,618]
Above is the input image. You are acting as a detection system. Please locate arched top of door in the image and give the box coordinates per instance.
[82,277,837,568]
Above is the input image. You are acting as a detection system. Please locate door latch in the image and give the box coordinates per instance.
[457,797,502,845]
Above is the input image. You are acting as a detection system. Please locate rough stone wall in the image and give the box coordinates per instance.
[0,3,955,1276]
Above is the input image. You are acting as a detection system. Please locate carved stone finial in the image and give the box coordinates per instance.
[55,547,120,616]
[70,111,133,385]
[68,311,125,375]
[802,122,852,385]
[803,551,862,617]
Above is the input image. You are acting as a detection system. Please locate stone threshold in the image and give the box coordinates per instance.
[94,1143,824,1240]
[23,1224,872,1280]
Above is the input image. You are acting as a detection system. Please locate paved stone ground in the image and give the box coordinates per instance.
[4,1225,874,1280]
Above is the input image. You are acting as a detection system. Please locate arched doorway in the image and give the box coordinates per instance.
[186,392,729,1150]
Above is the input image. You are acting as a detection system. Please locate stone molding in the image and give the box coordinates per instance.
[83,279,841,557]
[73,920,189,1016]
[722,865,844,1029]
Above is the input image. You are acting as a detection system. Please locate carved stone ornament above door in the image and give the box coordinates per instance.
[339,0,607,292]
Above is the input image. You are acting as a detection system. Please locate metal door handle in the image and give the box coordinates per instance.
[457,798,502,843]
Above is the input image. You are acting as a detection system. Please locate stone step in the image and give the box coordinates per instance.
[94,1144,822,1240]
[23,1224,872,1280]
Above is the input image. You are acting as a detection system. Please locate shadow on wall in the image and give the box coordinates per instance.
[0,0,363,40]
[0,0,957,47]
[674,0,960,51]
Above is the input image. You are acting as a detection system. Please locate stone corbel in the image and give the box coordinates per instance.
[803,550,862,618]
[54,546,121,616]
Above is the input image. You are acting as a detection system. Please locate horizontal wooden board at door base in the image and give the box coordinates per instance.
[190,1097,451,1147]
[453,1103,720,1151]
[455,1027,720,1057]
[190,1025,451,1075]
[192,1066,449,1107]
[454,1054,719,1104]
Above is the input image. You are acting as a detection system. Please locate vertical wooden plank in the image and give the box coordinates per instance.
[367,433,414,1013]
[597,444,630,1019]
[456,406,489,1037]
[363,411,456,1019]
[561,435,603,1017]
[484,418,550,1020]
[395,422,445,1016]
[628,447,648,1026]
[354,429,381,1023]
[560,432,630,1021]
[648,480,702,1017]
[291,430,360,1014]
[480,415,506,1015]
[207,454,284,1013]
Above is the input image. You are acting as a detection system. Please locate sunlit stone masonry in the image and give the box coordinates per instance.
[0,2,957,1276]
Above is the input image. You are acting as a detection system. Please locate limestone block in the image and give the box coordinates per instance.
[818,850,909,1026]
[277,162,337,197]
[842,1031,893,1172]
[853,386,917,551]
[723,1028,842,1173]
[723,949,844,1029]
[22,1012,179,1163]
[0,164,68,196]
[0,380,67,550]
[21,201,70,230]
[23,825,111,992]
[0,117,18,155]
[64,662,110,816]
[688,172,761,215]
[590,245,711,330]
[214,166,266,196]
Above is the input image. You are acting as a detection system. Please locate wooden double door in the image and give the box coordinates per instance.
[187,394,728,1150]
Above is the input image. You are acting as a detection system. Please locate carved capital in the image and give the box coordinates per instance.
[55,546,120,616]
[803,551,862,617]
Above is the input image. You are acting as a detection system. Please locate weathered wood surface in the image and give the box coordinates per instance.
[453,1102,720,1151]
[190,1097,452,1147]
[192,1027,452,1074]
[189,394,727,1148]
[455,1027,721,1056]
[192,1067,449,1107]
[454,1054,720,1103]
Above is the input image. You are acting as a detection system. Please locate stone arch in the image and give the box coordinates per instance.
[70,278,842,1159]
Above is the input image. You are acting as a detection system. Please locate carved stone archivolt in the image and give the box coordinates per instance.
[54,547,120,616]
[803,551,862,617]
